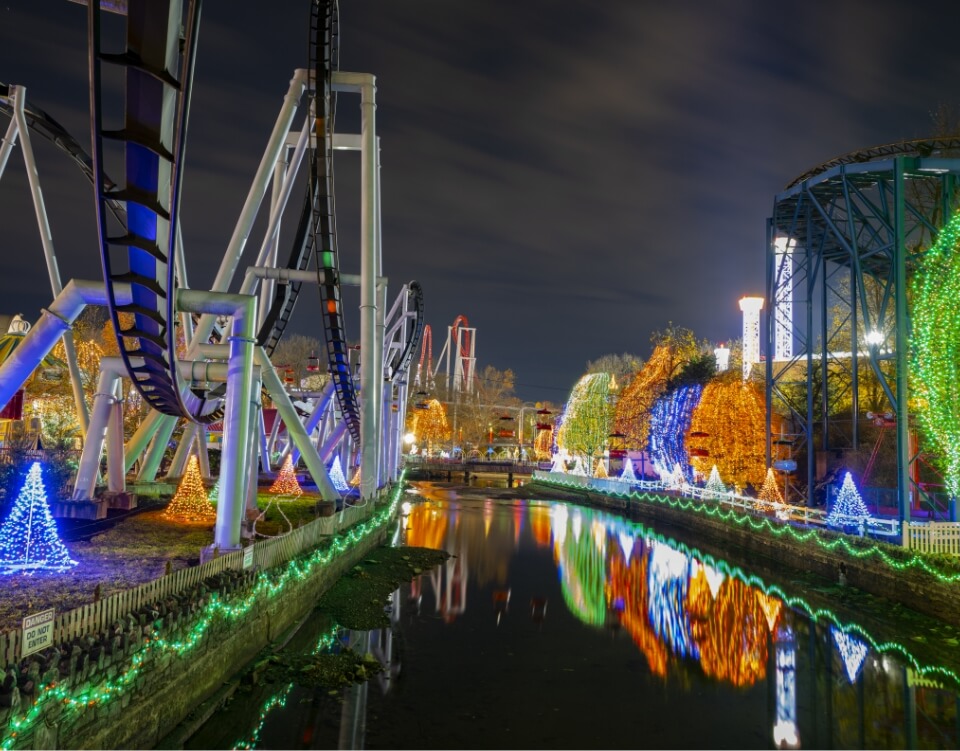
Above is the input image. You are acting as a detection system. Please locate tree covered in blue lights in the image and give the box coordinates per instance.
[649,384,702,480]
[0,462,77,573]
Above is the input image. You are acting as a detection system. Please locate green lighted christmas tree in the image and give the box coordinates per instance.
[0,462,77,572]
[269,455,303,497]
[165,455,217,521]
[827,472,871,526]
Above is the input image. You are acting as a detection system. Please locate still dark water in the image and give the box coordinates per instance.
[189,482,960,749]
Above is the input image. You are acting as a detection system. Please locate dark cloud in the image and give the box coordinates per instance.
[2,0,959,401]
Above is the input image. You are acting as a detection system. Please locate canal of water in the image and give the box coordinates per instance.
[188,481,960,749]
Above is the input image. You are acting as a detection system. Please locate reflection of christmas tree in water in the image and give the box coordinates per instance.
[0,462,77,572]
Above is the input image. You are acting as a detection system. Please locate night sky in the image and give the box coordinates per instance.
[2,0,959,401]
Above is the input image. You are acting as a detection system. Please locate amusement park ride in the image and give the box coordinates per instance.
[0,0,424,554]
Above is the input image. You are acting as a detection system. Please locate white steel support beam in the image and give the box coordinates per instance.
[11,85,89,434]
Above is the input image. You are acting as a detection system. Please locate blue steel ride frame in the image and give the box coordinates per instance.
[88,0,217,422]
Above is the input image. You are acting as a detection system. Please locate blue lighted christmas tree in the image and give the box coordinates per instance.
[827,472,871,526]
[0,462,77,572]
[619,458,637,483]
[329,455,350,493]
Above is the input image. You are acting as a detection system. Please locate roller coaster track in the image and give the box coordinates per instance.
[306,0,361,443]
[786,137,960,189]
[0,82,126,227]
[385,281,425,383]
[256,0,360,442]
[87,0,219,421]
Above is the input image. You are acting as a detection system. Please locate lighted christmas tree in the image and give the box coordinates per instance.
[704,465,726,499]
[0,462,77,572]
[329,455,350,492]
[593,458,608,479]
[165,455,217,521]
[269,455,303,497]
[619,457,637,483]
[756,468,784,513]
[550,451,567,473]
[827,472,871,527]
[668,462,685,489]
[570,456,587,476]
[349,466,361,487]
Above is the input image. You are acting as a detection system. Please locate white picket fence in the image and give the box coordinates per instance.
[0,500,377,665]
[902,520,960,555]
[533,470,916,545]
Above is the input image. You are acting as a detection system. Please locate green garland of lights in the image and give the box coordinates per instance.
[592,507,960,690]
[1,476,406,750]
[539,475,960,583]
[232,624,342,750]
[912,206,960,498]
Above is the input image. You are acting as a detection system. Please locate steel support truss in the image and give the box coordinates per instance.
[766,153,960,521]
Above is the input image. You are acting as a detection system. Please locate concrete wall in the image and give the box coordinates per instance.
[5,523,390,750]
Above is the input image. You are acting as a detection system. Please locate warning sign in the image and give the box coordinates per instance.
[22,608,55,660]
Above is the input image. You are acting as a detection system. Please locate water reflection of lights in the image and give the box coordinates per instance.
[832,626,869,683]
[773,625,800,749]
[617,532,635,562]
[401,501,412,515]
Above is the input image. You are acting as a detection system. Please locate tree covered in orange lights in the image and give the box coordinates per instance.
[406,398,451,454]
[533,426,554,460]
[687,376,771,490]
[614,327,700,452]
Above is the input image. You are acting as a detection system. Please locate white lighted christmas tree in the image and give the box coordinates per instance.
[269,455,303,497]
[593,458,608,479]
[329,455,350,493]
[165,455,217,521]
[549,452,567,473]
[570,456,587,476]
[619,457,637,483]
[668,462,685,489]
[827,472,871,526]
[0,462,77,572]
[704,465,726,499]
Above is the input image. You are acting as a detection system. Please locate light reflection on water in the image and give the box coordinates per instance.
[199,485,960,750]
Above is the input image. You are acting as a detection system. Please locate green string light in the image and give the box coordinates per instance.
[911,206,960,498]
[0,475,406,750]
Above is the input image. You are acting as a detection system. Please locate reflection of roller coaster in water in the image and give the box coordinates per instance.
[0,0,424,551]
